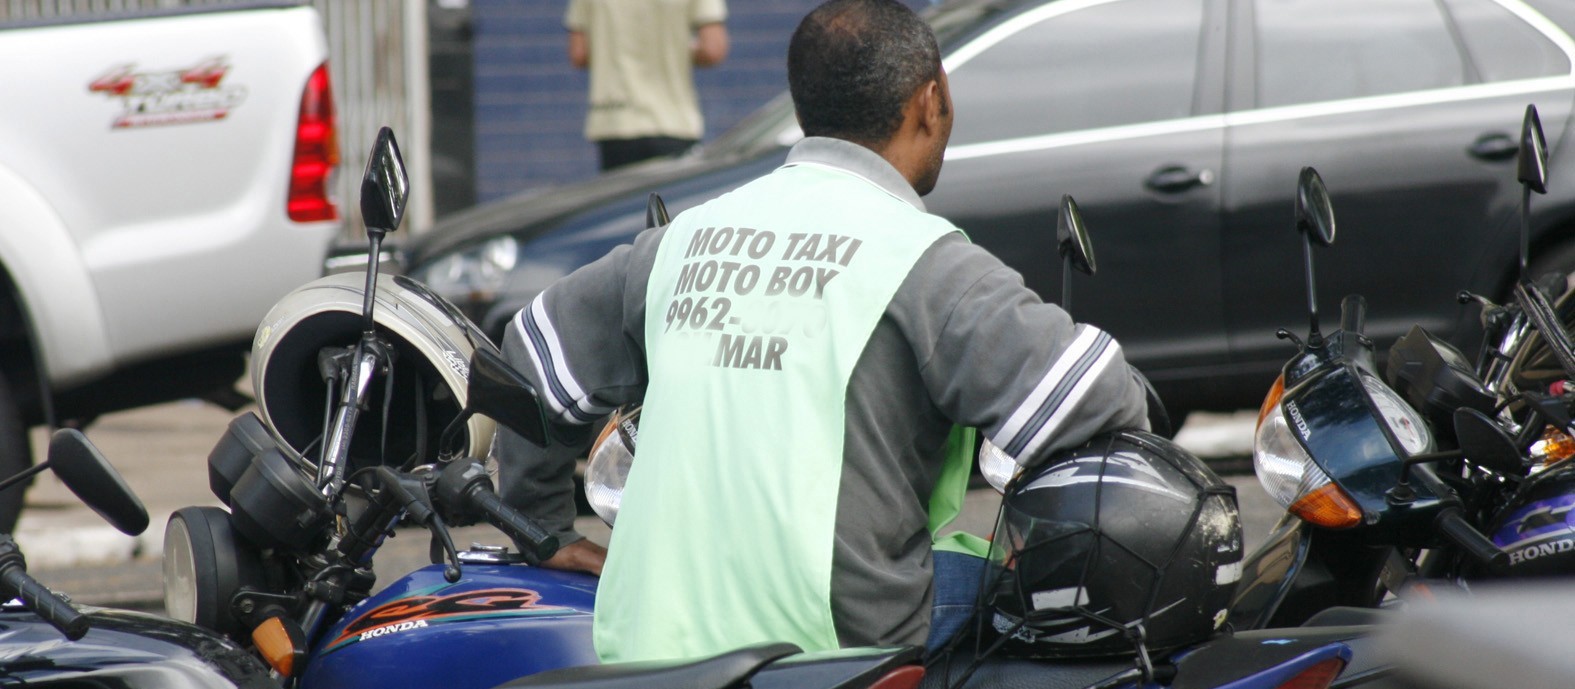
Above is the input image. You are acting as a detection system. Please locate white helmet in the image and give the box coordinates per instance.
[251,272,497,469]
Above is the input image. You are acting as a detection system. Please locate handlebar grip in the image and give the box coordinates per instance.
[471,488,561,564]
[436,459,560,564]
[1437,508,1507,569]
[1,564,87,640]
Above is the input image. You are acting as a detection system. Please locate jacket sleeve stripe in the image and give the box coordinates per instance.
[512,295,612,424]
[995,326,1118,460]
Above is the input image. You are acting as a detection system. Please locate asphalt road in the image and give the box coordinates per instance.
[17,401,1279,614]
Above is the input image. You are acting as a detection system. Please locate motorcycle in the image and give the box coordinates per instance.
[159,127,1377,689]
[0,428,278,687]
[1229,105,1575,631]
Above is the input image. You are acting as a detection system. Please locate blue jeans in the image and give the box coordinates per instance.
[926,551,987,653]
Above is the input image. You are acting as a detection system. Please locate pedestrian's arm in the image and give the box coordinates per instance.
[692,22,728,67]
[568,30,589,69]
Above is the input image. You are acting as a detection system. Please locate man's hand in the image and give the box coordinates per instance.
[542,539,607,576]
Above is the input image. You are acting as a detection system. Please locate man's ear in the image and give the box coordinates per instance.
[916,79,944,135]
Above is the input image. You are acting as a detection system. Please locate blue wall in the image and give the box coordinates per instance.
[471,0,928,203]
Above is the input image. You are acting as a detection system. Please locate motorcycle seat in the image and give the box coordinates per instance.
[494,642,802,689]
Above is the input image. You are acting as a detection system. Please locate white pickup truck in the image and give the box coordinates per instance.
[0,4,341,528]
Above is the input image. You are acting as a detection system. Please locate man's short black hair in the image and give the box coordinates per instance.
[788,0,943,148]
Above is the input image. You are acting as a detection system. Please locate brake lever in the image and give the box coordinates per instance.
[374,467,462,581]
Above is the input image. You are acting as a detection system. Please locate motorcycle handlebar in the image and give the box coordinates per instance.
[1437,507,1507,569]
[0,540,86,640]
[437,460,560,564]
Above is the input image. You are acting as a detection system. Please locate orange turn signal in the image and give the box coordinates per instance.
[1258,374,1286,429]
[253,616,307,677]
[1289,483,1363,529]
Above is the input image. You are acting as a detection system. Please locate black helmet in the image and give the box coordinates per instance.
[983,430,1242,660]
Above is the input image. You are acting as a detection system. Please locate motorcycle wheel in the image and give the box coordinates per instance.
[0,370,32,533]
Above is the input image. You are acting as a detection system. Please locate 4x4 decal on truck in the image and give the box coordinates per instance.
[88,56,247,129]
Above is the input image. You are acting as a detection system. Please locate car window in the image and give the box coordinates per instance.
[1439,0,1571,82]
[1254,0,1466,109]
[945,0,1205,147]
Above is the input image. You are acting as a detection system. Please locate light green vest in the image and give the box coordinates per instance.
[594,162,979,662]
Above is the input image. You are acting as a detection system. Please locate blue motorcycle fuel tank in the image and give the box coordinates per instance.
[301,563,599,689]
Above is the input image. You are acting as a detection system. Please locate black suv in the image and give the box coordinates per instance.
[402,0,1575,418]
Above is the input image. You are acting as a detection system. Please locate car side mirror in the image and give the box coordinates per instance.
[49,429,149,536]
[360,127,410,238]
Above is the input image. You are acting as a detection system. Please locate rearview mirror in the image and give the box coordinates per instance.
[360,127,410,237]
[1056,195,1095,277]
[646,193,671,229]
[49,429,148,536]
[1295,167,1336,247]
[1453,408,1525,476]
[467,348,552,447]
[1519,104,1549,195]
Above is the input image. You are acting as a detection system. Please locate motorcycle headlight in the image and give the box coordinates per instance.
[585,406,639,526]
[410,235,519,303]
[163,506,262,636]
[1361,373,1432,455]
[978,438,1021,493]
[1254,376,1363,529]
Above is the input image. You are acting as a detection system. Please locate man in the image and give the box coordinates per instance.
[566,0,729,171]
[499,0,1149,662]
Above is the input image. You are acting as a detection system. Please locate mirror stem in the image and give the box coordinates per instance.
[1520,185,1532,278]
[1062,255,1074,313]
[1303,236,1322,345]
[361,230,387,335]
[0,462,49,495]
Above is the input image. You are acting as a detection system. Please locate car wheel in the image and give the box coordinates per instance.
[0,370,33,534]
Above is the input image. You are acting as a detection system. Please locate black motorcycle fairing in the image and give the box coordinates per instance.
[0,608,274,687]
[1169,628,1358,689]
[1228,512,1314,630]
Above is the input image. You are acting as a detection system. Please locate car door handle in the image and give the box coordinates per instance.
[1469,132,1519,161]
[1144,165,1214,194]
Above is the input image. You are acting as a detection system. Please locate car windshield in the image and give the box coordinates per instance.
[701,0,1008,158]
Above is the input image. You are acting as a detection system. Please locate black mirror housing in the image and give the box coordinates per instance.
[1519,104,1549,195]
[1056,195,1096,277]
[467,348,552,447]
[49,429,149,537]
[360,126,410,236]
[645,192,671,229]
[1295,167,1337,247]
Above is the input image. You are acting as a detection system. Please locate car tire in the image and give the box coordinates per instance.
[0,370,33,534]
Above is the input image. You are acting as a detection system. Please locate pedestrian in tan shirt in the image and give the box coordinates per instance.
[566,0,729,171]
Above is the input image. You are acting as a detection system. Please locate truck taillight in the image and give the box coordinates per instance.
[287,62,339,223]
